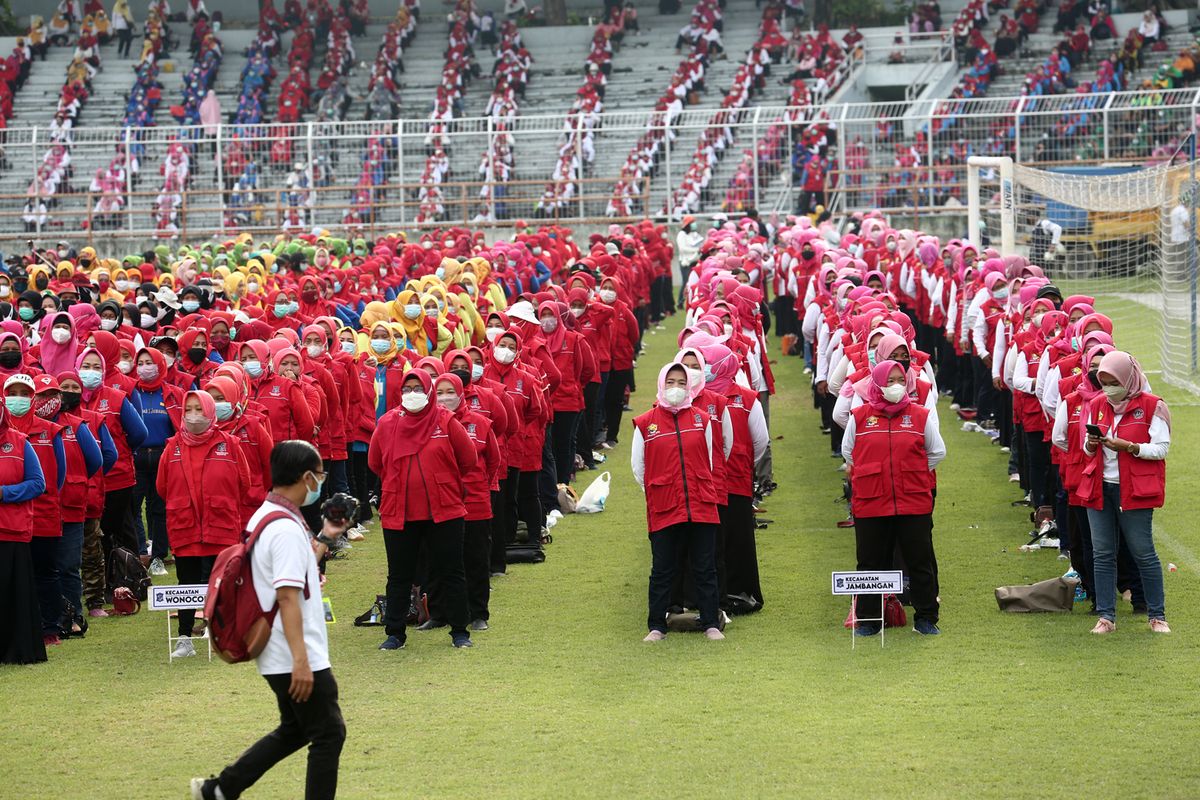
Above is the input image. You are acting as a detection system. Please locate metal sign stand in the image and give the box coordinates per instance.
[849,594,887,650]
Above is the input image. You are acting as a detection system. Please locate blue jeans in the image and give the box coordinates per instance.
[1087,482,1165,622]
[57,521,84,616]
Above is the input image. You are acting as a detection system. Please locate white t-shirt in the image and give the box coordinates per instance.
[249,499,330,676]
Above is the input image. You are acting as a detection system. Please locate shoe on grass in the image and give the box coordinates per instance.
[1091,618,1116,634]
[853,622,881,637]
[452,634,473,648]
[703,627,725,641]
[88,607,109,618]
[469,619,489,631]
[913,619,940,635]
[643,630,666,642]
[43,633,61,646]
[1150,618,1171,633]
[149,557,168,576]
[379,635,405,650]
[190,777,225,800]
[172,635,196,658]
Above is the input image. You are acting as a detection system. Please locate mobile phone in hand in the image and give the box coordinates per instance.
[1086,424,1103,438]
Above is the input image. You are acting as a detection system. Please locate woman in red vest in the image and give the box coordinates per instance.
[156,390,251,658]
[539,299,593,488]
[4,373,66,646]
[0,394,48,664]
[368,370,478,651]
[631,362,725,642]
[841,360,946,636]
[434,372,500,630]
[1079,351,1170,634]
[203,376,273,526]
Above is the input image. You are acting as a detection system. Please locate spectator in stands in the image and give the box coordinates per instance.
[1137,9,1159,45]
[1090,7,1116,43]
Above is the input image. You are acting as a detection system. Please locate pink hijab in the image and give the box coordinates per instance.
[867,360,914,416]
[1096,350,1170,426]
[39,311,78,377]
[656,361,699,412]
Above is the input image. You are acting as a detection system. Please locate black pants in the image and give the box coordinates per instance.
[648,522,719,632]
[954,353,974,407]
[1068,505,1095,600]
[971,356,996,421]
[1024,429,1051,509]
[217,669,346,800]
[100,485,136,555]
[117,27,133,57]
[348,448,374,524]
[602,368,632,445]
[720,494,763,608]
[382,519,468,643]
[576,382,600,468]
[490,482,512,573]
[538,425,559,513]
[463,519,491,621]
[996,388,1013,448]
[174,554,215,637]
[134,447,168,559]
[517,470,544,546]
[29,536,60,635]
[772,294,797,338]
[551,410,580,486]
[854,513,939,624]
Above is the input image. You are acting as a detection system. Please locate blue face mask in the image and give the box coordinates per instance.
[214,401,234,421]
[371,339,391,354]
[79,369,103,389]
[471,364,484,381]
[334,282,342,293]
[1071,336,1081,351]
[288,301,300,315]
[182,300,200,313]
[436,267,445,280]
[303,470,324,506]
[403,304,421,320]
[243,360,263,378]
[703,366,715,383]
[4,396,30,416]
[437,301,445,313]
[274,304,289,319]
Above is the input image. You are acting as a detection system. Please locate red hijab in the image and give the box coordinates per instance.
[391,369,441,457]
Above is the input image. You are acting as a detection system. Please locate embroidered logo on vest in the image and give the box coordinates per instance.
[865,416,879,427]
[1,443,12,453]
[215,442,228,455]
[1133,408,1145,420]
[271,386,282,396]
[99,399,110,411]
[900,415,913,428]
[647,423,659,435]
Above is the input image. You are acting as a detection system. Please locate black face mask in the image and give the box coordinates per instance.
[13,279,27,295]
[34,276,48,291]
[894,359,911,372]
[450,368,471,388]
[60,391,81,412]
[802,249,814,259]
[0,350,19,369]
[1087,368,1100,389]
[622,249,635,257]
[188,347,207,364]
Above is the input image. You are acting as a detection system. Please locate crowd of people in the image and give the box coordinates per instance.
[0,220,698,664]
[785,209,1171,635]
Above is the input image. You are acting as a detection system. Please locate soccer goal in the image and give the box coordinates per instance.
[967,155,1200,396]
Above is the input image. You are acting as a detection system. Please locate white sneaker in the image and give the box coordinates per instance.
[548,509,564,522]
[1008,473,1020,483]
[545,515,558,530]
[346,529,364,542]
[149,557,168,576]
[172,635,196,659]
[949,402,961,411]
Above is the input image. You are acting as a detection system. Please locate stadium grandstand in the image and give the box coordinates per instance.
[0,0,1196,246]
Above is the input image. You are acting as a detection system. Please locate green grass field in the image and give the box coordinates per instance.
[4,305,1200,799]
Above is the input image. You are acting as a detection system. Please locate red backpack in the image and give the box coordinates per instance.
[205,511,308,664]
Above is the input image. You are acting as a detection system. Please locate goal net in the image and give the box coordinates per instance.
[969,156,1200,397]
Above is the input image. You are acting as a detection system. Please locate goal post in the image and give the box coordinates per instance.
[967,155,1200,396]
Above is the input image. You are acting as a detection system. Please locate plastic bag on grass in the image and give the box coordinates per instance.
[576,471,611,513]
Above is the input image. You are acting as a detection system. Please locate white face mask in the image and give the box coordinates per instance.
[662,386,688,407]
[598,289,617,304]
[50,328,72,345]
[570,307,585,319]
[437,393,461,411]
[306,344,324,359]
[723,324,734,337]
[485,327,504,342]
[881,384,907,403]
[118,360,133,374]
[494,346,516,364]
[0,286,9,298]
[101,318,119,331]
[1032,311,1045,327]
[401,391,429,412]
[161,354,175,368]
[1102,384,1128,402]
[340,341,356,354]
[115,280,130,292]
[140,313,156,328]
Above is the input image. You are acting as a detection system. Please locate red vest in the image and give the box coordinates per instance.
[13,414,63,537]
[633,404,721,533]
[722,385,760,498]
[57,412,91,524]
[157,430,247,552]
[368,407,477,529]
[1077,392,1166,511]
[84,386,136,490]
[79,408,107,518]
[1060,388,1088,504]
[849,403,934,518]
[0,427,33,542]
[694,389,729,491]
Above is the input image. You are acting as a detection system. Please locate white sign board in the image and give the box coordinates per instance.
[148,584,209,611]
[831,571,904,596]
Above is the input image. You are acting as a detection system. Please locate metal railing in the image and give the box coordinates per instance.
[7,86,1200,242]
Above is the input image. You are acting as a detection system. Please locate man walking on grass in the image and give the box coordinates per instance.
[192,441,346,800]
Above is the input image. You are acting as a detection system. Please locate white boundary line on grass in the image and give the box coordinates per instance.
[1153,523,1200,574]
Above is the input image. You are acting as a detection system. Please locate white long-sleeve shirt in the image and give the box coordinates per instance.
[841,410,947,471]
[833,384,939,431]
